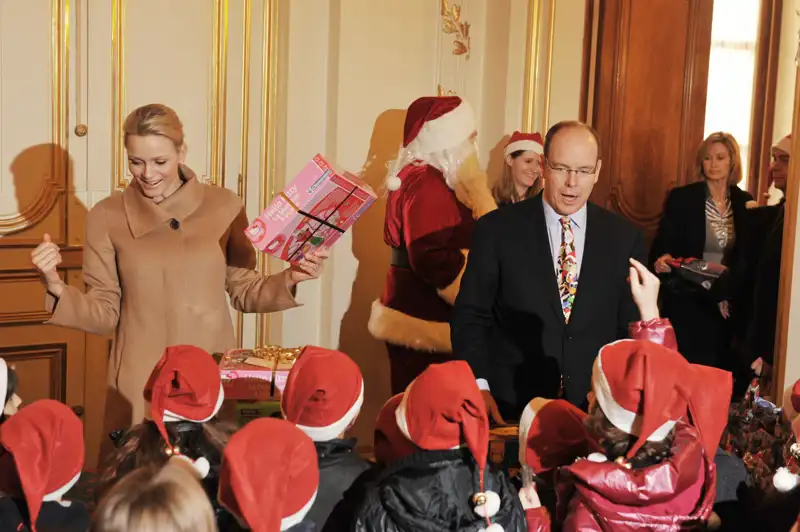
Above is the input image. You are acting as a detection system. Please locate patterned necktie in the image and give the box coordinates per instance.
[558,216,578,323]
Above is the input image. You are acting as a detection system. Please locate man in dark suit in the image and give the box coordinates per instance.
[451,121,648,421]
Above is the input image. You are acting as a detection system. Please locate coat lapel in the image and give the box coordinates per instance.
[123,165,205,239]
[529,196,565,320]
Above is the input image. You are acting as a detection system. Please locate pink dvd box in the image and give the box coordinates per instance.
[245,154,377,262]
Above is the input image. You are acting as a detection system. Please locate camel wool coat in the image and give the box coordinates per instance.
[45,166,300,430]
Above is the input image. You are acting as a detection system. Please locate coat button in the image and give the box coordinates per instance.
[169,218,180,230]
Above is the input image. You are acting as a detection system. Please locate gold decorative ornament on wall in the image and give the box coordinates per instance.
[441,0,470,58]
[437,84,456,97]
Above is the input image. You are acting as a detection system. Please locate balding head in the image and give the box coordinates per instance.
[542,121,603,215]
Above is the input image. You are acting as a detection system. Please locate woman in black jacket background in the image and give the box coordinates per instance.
[650,132,753,371]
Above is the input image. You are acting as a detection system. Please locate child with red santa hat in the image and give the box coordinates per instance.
[218,417,319,532]
[97,345,227,516]
[280,346,372,530]
[0,400,90,532]
[353,360,527,531]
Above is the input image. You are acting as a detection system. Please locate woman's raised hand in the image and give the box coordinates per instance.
[31,233,64,296]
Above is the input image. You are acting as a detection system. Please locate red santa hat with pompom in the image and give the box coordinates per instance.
[773,377,800,492]
[143,344,224,479]
[504,131,544,158]
[0,400,84,532]
[218,417,319,532]
[592,339,732,461]
[374,393,416,465]
[386,95,476,191]
[395,360,504,532]
[518,397,596,474]
[281,346,364,442]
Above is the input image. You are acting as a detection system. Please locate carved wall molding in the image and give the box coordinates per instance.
[110,0,230,190]
[0,343,67,402]
[0,0,69,236]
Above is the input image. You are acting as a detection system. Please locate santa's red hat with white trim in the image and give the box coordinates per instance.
[386,95,476,191]
[143,344,224,478]
[374,393,416,465]
[592,339,732,460]
[504,131,544,158]
[0,400,84,531]
[281,346,364,441]
[518,398,595,474]
[396,360,504,532]
[218,417,319,532]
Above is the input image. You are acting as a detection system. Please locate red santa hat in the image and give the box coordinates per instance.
[143,344,224,478]
[504,131,544,158]
[374,393,416,465]
[218,417,319,532]
[791,378,800,413]
[387,95,476,191]
[774,134,792,155]
[518,398,595,474]
[0,400,83,531]
[592,339,732,460]
[281,346,364,442]
[395,360,504,532]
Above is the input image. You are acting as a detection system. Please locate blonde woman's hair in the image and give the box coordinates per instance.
[695,131,742,186]
[492,150,542,205]
[123,104,185,150]
[92,461,216,532]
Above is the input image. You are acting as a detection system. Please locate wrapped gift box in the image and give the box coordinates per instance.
[489,425,520,477]
[219,345,304,401]
[245,154,377,263]
[219,348,274,401]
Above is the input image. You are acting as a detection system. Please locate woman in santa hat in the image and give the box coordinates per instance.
[280,346,372,530]
[522,327,732,529]
[0,400,90,532]
[492,131,544,207]
[217,417,319,532]
[353,360,527,532]
[0,358,22,423]
[96,344,227,516]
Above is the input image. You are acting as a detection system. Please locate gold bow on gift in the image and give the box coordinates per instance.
[245,345,304,369]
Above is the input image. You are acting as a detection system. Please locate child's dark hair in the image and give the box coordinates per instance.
[96,420,232,503]
[5,365,17,405]
[585,402,674,469]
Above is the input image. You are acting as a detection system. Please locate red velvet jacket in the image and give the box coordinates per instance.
[525,319,716,531]
[369,164,476,353]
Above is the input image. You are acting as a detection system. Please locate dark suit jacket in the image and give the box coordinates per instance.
[451,194,647,418]
[649,182,753,269]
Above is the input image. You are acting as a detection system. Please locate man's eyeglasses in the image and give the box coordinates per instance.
[544,158,599,178]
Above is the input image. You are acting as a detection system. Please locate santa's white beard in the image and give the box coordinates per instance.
[416,137,478,189]
[386,137,478,191]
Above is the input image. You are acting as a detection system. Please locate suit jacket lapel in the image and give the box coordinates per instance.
[530,196,564,320]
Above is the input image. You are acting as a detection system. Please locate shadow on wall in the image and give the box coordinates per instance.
[486,134,511,191]
[337,109,405,450]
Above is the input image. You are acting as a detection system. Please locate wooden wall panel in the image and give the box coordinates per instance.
[589,0,713,239]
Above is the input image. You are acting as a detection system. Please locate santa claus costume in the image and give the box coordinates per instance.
[0,400,90,532]
[368,96,498,394]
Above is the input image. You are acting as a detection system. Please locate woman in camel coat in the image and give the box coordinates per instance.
[31,104,327,433]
